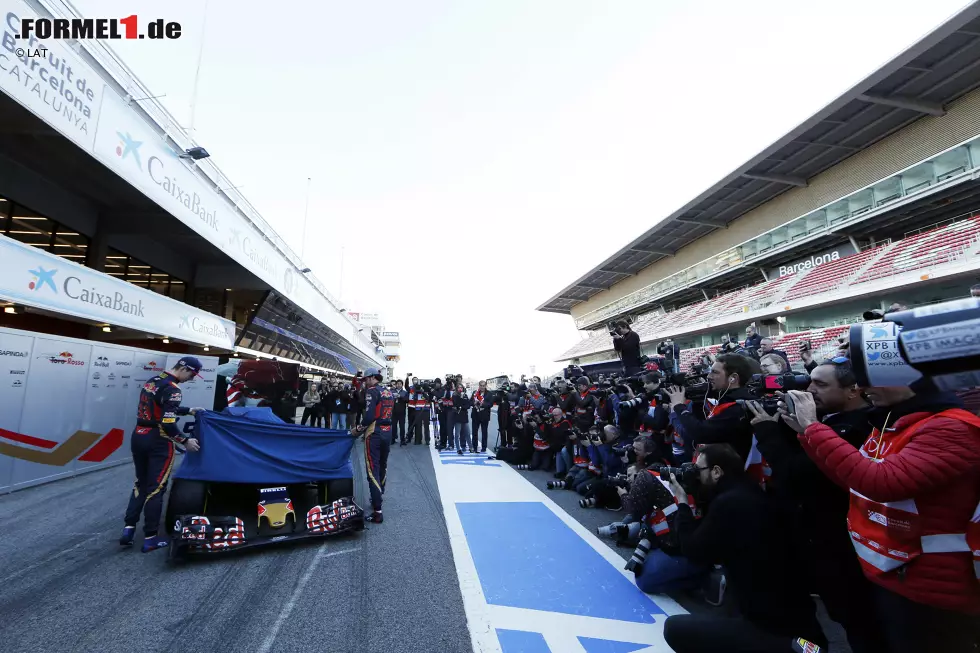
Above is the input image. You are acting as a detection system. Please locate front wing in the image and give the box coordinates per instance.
[172,497,364,554]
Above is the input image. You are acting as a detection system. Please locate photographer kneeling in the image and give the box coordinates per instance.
[792,380,980,652]
[662,444,825,653]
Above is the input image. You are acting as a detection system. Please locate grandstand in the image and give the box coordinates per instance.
[540,5,980,371]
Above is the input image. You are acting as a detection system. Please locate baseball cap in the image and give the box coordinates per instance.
[176,356,204,378]
[364,367,383,379]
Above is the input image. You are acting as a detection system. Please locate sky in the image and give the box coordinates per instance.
[74,0,971,379]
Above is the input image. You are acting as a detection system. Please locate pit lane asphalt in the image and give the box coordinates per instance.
[0,440,471,653]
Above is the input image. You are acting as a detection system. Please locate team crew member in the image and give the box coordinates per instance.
[120,357,205,552]
[471,380,492,453]
[393,380,409,446]
[353,368,393,524]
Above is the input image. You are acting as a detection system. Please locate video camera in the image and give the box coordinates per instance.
[849,297,980,392]
[738,372,811,414]
[668,363,710,401]
[848,297,980,392]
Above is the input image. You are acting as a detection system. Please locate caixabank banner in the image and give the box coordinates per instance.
[0,232,236,349]
[0,325,217,493]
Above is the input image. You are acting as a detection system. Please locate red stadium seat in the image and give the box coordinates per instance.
[851,216,980,286]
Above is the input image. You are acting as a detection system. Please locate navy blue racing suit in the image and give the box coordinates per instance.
[124,372,191,536]
[362,385,394,512]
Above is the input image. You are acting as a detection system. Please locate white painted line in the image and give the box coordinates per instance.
[256,546,358,653]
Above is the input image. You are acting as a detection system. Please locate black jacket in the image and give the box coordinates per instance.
[657,341,680,360]
[753,408,873,604]
[755,409,870,537]
[674,388,755,462]
[470,389,492,420]
[393,388,408,414]
[674,476,818,636]
[744,332,763,353]
[613,330,643,368]
[452,390,471,418]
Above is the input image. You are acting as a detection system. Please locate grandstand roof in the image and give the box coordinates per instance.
[538,4,980,315]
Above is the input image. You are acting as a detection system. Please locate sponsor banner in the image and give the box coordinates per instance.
[768,243,857,279]
[382,331,399,338]
[0,330,33,492]
[0,0,105,151]
[0,326,216,493]
[91,91,377,362]
[12,335,92,487]
[82,345,136,466]
[0,232,235,347]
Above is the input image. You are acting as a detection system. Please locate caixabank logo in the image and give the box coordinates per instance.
[28,266,58,293]
[0,427,123,466]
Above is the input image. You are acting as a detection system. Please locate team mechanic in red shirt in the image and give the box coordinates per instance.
[791,385,980,652]
[119,357,206,552]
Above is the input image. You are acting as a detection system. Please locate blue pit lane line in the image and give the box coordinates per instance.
[429,446,681,652]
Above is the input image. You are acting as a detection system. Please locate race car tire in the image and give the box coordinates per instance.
[165,478,207,535]
[321,478,354,503]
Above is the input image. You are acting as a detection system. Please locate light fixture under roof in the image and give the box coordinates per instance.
[162,337,170,344]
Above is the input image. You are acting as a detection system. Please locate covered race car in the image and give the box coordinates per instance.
[164,406,364,562]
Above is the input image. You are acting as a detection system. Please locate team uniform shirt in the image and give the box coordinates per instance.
[135,372,191,443]
[362,386,395,434]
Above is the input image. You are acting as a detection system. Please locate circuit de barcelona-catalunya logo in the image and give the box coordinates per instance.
[28,266,58,293]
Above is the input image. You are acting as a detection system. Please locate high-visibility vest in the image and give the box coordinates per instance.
[847,408,980,582]
[644,469,699,536]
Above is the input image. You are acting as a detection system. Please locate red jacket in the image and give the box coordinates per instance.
[799,400,980,614]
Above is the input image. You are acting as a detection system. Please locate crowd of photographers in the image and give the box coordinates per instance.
[495,314,980,653]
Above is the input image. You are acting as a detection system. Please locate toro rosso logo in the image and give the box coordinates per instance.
[37,351,85,366]
[143,361,164,372]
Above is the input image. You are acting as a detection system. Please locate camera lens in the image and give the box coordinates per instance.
[624,538,653,574]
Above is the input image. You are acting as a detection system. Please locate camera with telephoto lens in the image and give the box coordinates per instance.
[649,462,700,488]
[613,442,637,465]
[738,372,811,414]
[624,523,655,573]
[598,520,644,543]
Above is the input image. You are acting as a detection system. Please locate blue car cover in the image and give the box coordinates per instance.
[173,407,355,485]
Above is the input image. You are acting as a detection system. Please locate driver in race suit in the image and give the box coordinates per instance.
[354,368,393,524]
[119,357,205,552]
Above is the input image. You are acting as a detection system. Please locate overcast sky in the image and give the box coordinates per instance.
[75,0,970,379]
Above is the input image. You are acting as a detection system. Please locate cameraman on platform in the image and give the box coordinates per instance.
[746,359,884,653]
[792,376,980,652]
[666,354,759,462]
[658,338,680,374]
[662,444,825,653]
[612,320,643,376]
